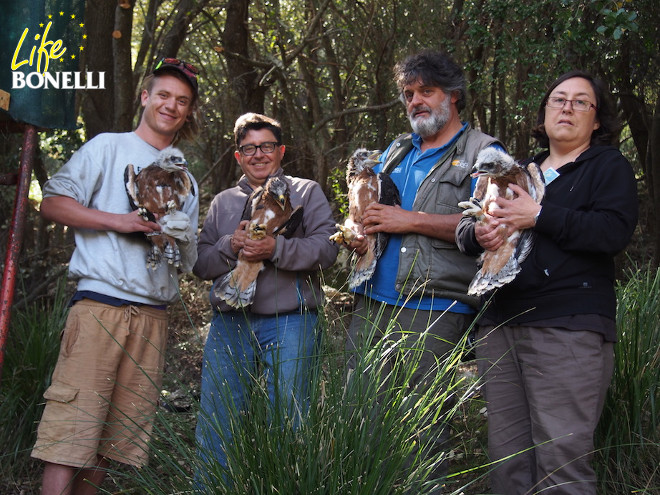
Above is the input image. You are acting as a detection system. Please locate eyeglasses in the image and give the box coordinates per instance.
[238,142,279,156]
[546,96,596,112]
[155,58,199,79]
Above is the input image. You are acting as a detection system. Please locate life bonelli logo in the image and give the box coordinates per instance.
[11,11,104,90]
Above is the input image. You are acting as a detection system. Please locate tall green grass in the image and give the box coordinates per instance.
[4,267,659,494]
[595,265,660,494]
[106,303,480,494]
[0,278,69,482]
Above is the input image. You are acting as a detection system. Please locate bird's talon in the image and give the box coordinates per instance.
[137,207,150,221]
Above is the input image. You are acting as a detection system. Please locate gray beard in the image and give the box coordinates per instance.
[408,100,451,138]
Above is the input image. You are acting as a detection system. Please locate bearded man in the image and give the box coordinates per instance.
[345,49,503,491]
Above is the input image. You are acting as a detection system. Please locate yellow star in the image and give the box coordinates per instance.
[40,23,44,27]
[79,46,84,51]
[71,14,75,19]
[60,58,64,62]
[48,14,52,19]
[59,11,64,16]
[83,34,87,39]
[71,54,76,59]
[79,23,84,28]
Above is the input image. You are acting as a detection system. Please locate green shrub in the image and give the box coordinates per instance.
[0,278,69,481]
[107,303,479,494]
[596,265,660,494]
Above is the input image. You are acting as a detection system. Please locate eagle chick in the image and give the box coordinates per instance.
[458,147,545,296]
[214,176,304,308]
[330,148,401,289]
[125,146,193,269]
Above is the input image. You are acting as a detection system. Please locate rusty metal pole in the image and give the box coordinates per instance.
[0,125,38,382]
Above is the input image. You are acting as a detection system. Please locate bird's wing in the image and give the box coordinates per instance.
[525,162,545,203]
[171,169,193,207]
[377,172,401,207]
[241,186,265,222]
[515,228,535,266]
[272,206,304,239]
[124,164,140,210]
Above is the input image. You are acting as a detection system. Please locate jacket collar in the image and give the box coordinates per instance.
[237,167,285,194]
[527,144,617,169]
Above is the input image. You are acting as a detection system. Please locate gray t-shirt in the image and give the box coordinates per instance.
[43,132,199,304]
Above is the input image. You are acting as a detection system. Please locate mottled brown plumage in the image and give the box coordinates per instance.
[124,146,192,268]
[214,176,304,308]
[330,149,400,288]
[459,148,545,296]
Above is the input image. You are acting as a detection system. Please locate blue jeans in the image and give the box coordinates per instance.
[195,309,319,476]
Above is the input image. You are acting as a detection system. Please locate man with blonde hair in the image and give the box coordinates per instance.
[32,58,201,495]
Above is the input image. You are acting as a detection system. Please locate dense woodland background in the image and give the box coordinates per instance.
[0,2,658,493]
[0,0,658,301]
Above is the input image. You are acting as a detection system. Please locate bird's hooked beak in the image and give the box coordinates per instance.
[367,151,381,165]
[470,162,495,178]
[276,194,287,210]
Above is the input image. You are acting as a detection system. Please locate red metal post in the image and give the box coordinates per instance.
[0,125,38,382]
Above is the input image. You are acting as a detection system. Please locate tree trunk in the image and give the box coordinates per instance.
[113,1,135,132]
[650,97,660,266]
[81,0,117,138]
[222,0,268,114]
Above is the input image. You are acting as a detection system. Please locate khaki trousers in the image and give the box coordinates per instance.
[477,325,613,495]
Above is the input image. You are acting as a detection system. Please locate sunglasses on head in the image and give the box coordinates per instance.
[155,58,199,78]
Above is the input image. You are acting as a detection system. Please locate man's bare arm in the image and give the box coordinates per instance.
[41,196,160,234]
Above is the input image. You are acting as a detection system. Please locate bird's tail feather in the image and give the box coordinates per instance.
[348,251,377,289]
[214,267,259,308]
[468,256,522,296]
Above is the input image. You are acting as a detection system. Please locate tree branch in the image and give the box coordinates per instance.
[312,99,401,134]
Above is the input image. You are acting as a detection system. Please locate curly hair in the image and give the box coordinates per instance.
[531,70,621,148]
[233,113,283,148]
[393,49,466,113]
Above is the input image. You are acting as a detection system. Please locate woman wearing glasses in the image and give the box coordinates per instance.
[456,71,638,494]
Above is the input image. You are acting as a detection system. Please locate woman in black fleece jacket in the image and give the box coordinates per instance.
[455,71,638,494]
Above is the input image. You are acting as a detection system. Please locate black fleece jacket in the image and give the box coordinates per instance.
[456,145,638,326]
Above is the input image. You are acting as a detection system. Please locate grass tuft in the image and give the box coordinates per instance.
[0,277,69,485]
[595,265,660,494]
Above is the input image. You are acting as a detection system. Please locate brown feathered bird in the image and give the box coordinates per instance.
[214,176,304,308]
[124,146,193,269]
[459,147,545,296]
[330,149,401,289]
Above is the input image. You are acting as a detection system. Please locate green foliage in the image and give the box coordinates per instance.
[104,302,480,494]
[2,267,660,493]
[597,5,639,40]
[0,277,69,481]
[328,164,349,219]
[595,265,660,493]
[39,128,86,175]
